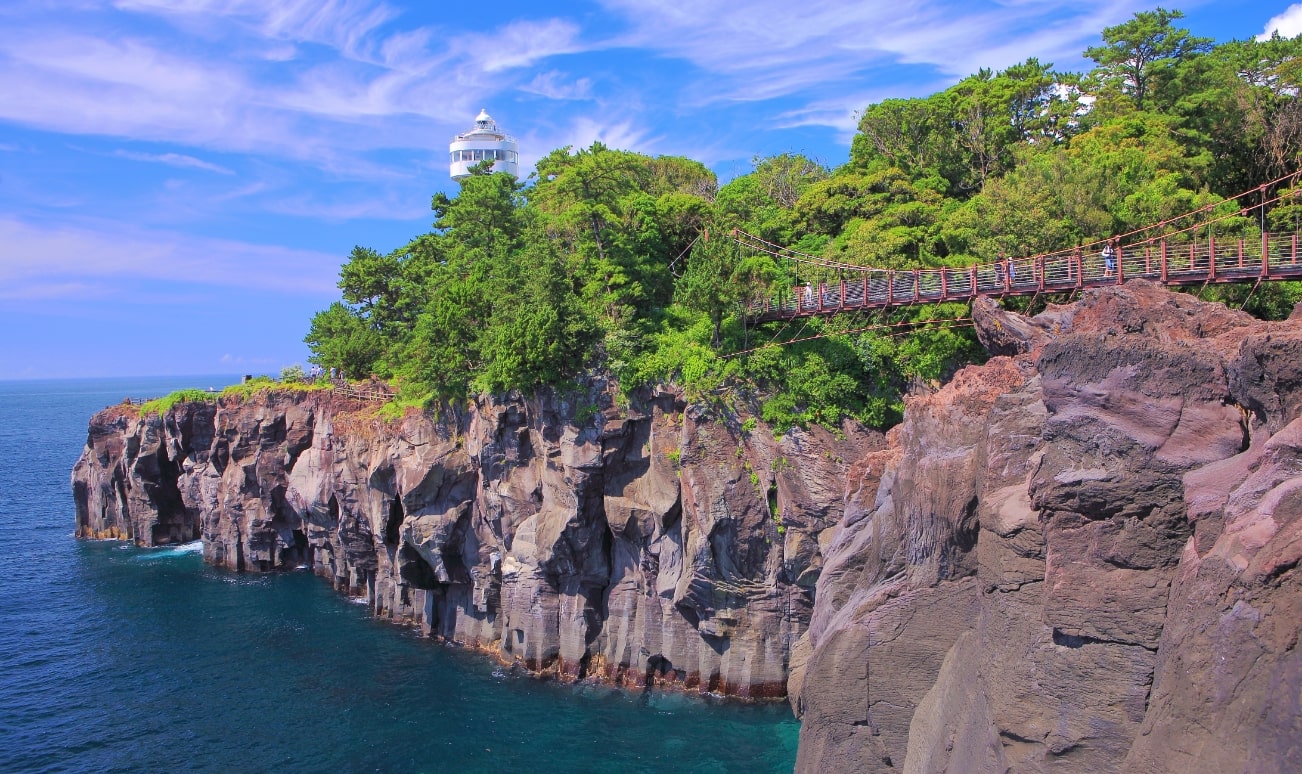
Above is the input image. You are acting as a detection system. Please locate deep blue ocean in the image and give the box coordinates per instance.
[0,376,798,773]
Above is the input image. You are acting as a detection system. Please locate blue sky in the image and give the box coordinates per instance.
[3,0,1300,379]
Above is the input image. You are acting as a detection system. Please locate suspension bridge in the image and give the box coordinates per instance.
[735,174,1302,322]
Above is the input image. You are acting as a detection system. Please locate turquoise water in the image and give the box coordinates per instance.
[0,377,798,773]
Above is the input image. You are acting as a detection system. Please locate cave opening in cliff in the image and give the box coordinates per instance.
[149,446,191,544]
[643,654,671,691]
[278,529,309,569]
[384,496,404,545]
[397,544,439,589]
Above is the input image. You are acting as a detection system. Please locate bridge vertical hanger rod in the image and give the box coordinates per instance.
[1261,184,1267,235]
[1117,244,1125,284]
[1161,239,1169,283]
[1210,236,1217,280]
[1262,231,1270,278]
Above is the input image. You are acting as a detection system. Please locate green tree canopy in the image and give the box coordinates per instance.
[1085,7,1213,111]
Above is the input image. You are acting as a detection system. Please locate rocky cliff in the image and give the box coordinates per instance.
[791,280,1301,772]
[73,375,877,698]
[72,281,1301,770]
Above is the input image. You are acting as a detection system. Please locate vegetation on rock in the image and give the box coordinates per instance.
[140,377,328,417]
[306,9,1302,430]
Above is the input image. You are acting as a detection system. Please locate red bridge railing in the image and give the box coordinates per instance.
[747,231,1302,321]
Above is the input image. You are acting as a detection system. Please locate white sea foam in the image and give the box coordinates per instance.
[135,540,203,560]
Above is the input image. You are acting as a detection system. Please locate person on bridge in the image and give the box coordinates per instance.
[1102,241,1117,277]
[1007,256,1016,284]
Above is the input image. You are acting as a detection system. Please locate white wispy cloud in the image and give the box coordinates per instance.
[0,216,341,300]
[561,116,658,155]
[0,3,597,169]
[1259,4,1302,39]
[114,0,402,61]
[0,31,250,145]
[520,70,594,101]
[595,0,1141,128]
[114,150,235,174]
[468,19,585,73]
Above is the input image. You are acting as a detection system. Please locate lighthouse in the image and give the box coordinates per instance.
[449,109,519,181]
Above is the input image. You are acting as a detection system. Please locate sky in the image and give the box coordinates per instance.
[2,1,1301,379]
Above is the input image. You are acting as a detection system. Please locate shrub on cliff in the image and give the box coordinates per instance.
[303,10,1302,431]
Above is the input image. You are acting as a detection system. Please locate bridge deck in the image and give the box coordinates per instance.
[749,232,1302,321]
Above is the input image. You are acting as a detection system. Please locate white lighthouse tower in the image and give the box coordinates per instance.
[449,109,519,181]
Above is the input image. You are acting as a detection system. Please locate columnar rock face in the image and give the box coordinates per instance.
[72,379,877,698]
[72,282,1302,768]
[792,281,1302,772]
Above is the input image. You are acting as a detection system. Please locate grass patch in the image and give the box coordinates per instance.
[220,376,330,402]
[138,377,332,416]
[138,389,217,416]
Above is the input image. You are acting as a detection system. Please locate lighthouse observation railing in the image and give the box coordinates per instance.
[743,231,1302,321]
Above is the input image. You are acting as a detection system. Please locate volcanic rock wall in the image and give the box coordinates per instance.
[73,378,876,698]
[791,281,1302,772]
[72,281,1302,769]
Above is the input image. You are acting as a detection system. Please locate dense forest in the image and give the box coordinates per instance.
[305,8,1302,430]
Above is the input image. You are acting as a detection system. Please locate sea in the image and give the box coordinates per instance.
[0,376,799,773]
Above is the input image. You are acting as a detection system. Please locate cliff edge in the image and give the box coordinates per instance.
[72,281,1302,770]
[72,375,878,698]
[792,280,1302,772]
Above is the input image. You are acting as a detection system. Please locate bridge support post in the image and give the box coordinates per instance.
[1075,253,1083,288]
[1210,237,1217,281]
[1037,256,1045,292]
[885,272,892,305]
[1116,245,1124,284]
[940,270,948,300]
[969,266,977,295]
[1262,231,1270,277]
[913,270,920,303]
[1160,240,1168,283]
